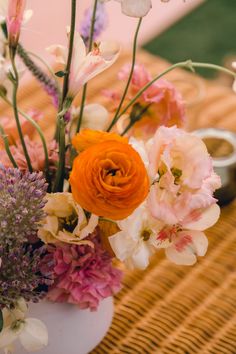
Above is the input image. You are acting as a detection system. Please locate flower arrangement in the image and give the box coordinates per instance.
[0,0,235,352]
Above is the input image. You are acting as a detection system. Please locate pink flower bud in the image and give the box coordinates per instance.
[7,0,26,49]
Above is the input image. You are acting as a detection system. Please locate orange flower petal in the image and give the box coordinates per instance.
[72,129,128,152]
[70,140,149,220]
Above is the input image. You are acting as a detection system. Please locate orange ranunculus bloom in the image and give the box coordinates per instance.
[72,129,128,152]
[70,140,149,220]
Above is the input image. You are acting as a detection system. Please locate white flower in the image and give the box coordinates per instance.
[129,137,149,168]
[71,103,109,131]
[47,31,119,98]
[18,318,48,352]
[109,203,163,269]
[101,0,152,17]
[0,299,48,353]
[38,192,98,245]
[155,203,220,266]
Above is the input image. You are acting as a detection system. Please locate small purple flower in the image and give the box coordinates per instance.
[0,166,47,245]
[0,243,53,308]
[80,2,108,47]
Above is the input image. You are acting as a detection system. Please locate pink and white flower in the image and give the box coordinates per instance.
[148,126,221,225]
[47,31,119,98]
[154,203,220,265]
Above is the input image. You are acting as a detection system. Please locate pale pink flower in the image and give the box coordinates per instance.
[0,110,41,147]
[154,203,220,265]
[7,0,26,48]
[47,31,119,99]
[121,63,186,122]
[42,230,122,311]
[108,64,186,139]
[0,136,58,172]
[148,126,221,225]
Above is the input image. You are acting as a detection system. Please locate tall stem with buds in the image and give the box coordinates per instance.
[54,0,76,192]
[76,0,99,133]
[10,56,33,172]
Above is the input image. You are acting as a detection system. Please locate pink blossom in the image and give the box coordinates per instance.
[7,0,26,49]
[0,111,41,148]
[41,230,122,311]
[0,137,58,172]
[154,204,220,265]
[107,64,186,139]
[47,32,119,99]
[148,126,221,225]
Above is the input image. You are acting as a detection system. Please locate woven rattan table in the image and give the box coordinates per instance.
[1,51,236,353]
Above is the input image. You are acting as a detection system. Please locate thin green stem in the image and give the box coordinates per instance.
[0,124,18,168]
[76,0,99,133]
[61,0,77,106]
[1,95,49,178]
[53,118,66,192]
[54,0,77,192]
[121,104,151,136]
[112,60,236,126]
[10,57,33,172]
[107,18,142,132]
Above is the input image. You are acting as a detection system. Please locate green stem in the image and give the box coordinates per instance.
[121,104,151,136]
[10,57,33,172]
[112,60,236,126]
[61,0,77,105]
[1,96,49,178]
[0,124,18,168]
[54,0,77,192]
[76,0,99,133]
[53,117,66,192]
[107,18,142,132]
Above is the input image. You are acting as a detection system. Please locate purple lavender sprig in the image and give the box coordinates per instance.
[0,167,47,245]
[17,44,60,107]
[80,2,108,47]
[0,244,53,308]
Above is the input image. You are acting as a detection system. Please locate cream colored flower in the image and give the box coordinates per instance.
[38,192,98,245]
[0,298,48,353]
[109,203,164,269]
[71,103,109,132]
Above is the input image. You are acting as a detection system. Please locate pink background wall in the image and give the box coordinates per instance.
[21,0,204,61]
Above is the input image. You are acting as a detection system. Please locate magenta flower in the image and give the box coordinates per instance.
[7,0,26,49]
[41,230,122,311]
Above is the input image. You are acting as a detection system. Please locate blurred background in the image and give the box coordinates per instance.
[22,0,236,81]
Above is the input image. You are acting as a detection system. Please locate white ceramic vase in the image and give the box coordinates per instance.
[15,297,114,354]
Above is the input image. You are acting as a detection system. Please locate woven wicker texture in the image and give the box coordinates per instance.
[1,51,236,354]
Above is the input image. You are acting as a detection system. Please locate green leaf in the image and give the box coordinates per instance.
[0,309,3,333]
[55,70,66,78]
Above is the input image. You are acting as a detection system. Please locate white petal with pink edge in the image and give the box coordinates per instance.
[183,204,220,231]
